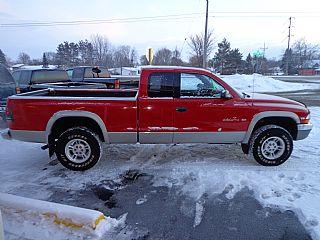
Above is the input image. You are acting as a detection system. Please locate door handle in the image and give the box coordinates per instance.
[176,107,188,112]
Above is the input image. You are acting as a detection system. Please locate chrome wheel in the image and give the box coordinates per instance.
[261,136,285,160]
[65,139,91,163]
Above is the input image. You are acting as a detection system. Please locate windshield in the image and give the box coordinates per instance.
[31,70,69,84]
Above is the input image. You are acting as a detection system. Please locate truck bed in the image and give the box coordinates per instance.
[11,88,138,99]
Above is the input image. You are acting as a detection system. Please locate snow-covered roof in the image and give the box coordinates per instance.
[11,64,25,68]
[20,65,57,70]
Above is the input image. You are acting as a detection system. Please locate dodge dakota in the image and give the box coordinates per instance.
[5,66,312,171]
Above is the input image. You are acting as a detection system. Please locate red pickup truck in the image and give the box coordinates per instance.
[5,66,312,171]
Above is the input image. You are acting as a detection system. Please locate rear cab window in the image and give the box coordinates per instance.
[31,70,69,84]
[148,73,174,98]
[84,67,111,78]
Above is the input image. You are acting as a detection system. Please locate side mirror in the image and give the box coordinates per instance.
[221,90,232,99]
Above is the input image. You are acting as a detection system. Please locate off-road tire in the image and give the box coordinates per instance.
[55,127,102,171]
[250,125,293,166]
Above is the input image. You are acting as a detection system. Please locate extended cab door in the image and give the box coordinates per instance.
[138,72,176,143]
[173,72,250,143]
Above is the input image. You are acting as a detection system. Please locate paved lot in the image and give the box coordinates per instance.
[272,76,320,84]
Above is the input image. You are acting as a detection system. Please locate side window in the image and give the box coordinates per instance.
[12,71,21,82]
[148,73,174,98]
[66,69,73,79]
[180,73,225,98]
[84,68,94,78]
[72,68,83,80]
[19,71,32,85]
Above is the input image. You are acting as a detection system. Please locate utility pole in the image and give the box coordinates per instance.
[260,43,268,58]
[203,0,209,69]
[286,17,292,75]
[260,43,268,75]
[287,17,292,50]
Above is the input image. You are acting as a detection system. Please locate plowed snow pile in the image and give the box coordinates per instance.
[220,74,317,93]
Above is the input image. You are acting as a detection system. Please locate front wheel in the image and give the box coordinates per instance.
[250,125,293,166]
[55,127,102,171]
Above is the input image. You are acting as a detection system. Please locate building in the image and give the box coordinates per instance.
[298,60,320,76]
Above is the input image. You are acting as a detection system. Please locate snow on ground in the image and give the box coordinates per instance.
[220,74,319,93]
[0,108,320,239]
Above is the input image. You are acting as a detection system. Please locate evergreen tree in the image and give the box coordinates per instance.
[213,38,231,74]
[281,48,296,75]
[42,53,49,68]
[228,48,243,72]
[244,53,253,74]
[214,38,243,74]
[78,40,94,65]
[0,49,7,66]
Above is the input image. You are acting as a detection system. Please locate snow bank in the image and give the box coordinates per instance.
[220,74,317,93]
[0,193,119,240]
[0,209,4,240]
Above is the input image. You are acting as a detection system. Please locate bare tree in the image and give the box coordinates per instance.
[292,39,319,68]
[44,52,57,65]
[18,52,31,64]
[140,55,149,65]
[171,47,183,66]
[113,45,131,67]
[91,34,112,66]
[154,48,172,65]
[188,31,215,67]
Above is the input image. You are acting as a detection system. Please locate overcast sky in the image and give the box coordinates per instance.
[0,0,319,61]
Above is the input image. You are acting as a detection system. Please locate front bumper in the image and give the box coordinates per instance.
[296,123,313,140]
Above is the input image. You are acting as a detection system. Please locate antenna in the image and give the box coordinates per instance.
[252,64,256,105]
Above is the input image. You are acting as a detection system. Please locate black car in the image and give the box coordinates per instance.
[12,68,70,93]
[12,68,106,92]
[0,64,16,122]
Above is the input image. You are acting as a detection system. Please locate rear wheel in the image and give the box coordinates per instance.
[55,127,102,171]
[250,125,293,166]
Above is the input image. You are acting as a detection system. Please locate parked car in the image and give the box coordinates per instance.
[4,66,312,171]
[0,64,16,121]
[70,66,139,89]
[12,68,107,92]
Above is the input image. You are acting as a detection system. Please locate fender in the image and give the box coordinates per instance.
[45,110,109,143]
[242,111,300,144]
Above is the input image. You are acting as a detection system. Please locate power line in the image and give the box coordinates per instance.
[1,11,320,28]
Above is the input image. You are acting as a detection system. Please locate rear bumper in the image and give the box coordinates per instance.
[0,106,5,119]
[1,130,11,140]
[296,123,313,140]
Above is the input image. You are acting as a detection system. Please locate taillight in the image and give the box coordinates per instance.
[5,109,13,121]
[16,87,21,94]
[114,80,120,89]
[5,100,13,121]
